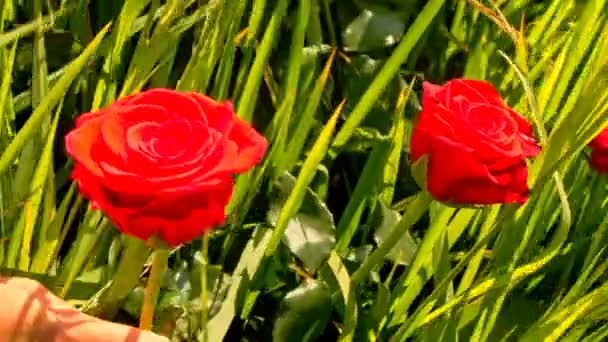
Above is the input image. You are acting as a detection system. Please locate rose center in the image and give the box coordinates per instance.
[153,119,193,158]
[466,104,518,148]
[127,119,194,161]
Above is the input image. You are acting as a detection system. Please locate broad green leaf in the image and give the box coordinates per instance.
[207,226,273,342]
[372,202,417,266]
[268,172,336,272]
[342,8,405,52]
[273,279,332,342]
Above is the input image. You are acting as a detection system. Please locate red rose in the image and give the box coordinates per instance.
[411,79,540,205]
[65,89,267,246]
[589,129,608,174]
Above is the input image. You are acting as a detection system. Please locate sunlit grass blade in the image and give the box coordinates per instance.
[14,104,61,271]
[0,23,110,176]
[329,0,445,157]
[382,82,414,205]
[282,49,337,171]
[236,0,287,123]
[334,141,391,254]
[92,1,151,109]
[31,182,76,273]
[60,214,110,298]
[207,227,273,341]
[265,99,345,256]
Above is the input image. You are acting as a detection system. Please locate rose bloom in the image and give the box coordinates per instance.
[65,89,267,246]
[589,128,608,174]
[411,79,540,205]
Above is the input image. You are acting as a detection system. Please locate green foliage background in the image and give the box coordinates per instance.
[1,0,608,341]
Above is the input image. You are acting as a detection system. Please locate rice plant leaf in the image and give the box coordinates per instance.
[265,100,345,257]
[330,0,445,157]
[0,23,110,176]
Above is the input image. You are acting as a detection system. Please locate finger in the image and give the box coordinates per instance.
[0,277,169,342]
[56,317,170,342]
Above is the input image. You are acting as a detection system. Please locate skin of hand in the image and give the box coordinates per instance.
[0,277,169,342]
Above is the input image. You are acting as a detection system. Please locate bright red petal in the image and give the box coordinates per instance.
[65,115,104,177]
[127,88,208,124]
[126,179,233,245]
[440,79,504,109]
[425,137,530,205]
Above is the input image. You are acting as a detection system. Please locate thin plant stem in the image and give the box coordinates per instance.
[139,247,169,331]
[201,233,209,342]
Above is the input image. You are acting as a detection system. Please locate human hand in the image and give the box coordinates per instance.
[0,277,168,342]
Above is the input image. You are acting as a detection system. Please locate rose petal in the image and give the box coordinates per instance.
[422,82,444,104]
[75,110,105,128]
[507,108,541,157]
[590,150,608,174]
[591,129,608,150]
[125,120,214,176]
[425,138,530,204]
[100,112,128,159]
[412,95,467,161]
[65,115,104,177]
[127,88,208,125]
[98,159,207,193]
[438,79,504,110]
[228,117,268,171]
[126,179,233,245]
[463,103,522,158]
[126,121,164,160]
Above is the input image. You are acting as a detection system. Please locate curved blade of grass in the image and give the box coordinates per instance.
[31,182,76,273]
[329,0,445,158]
[92,1,150,109]
[519,283,608,342]
[265,99,345,257]
[0,5,77,49]
[60,216,111,298]
[265,0,311,175]
[334,141,391,254]
[0,23,110,176]
[14,103,61,271]
[283,49,337,171]
[382,81,415,205]
[237,0,287,123]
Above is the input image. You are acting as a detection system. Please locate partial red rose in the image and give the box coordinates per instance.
[411,79,541,205]
[589,128,608,174]
[65,89,268,246]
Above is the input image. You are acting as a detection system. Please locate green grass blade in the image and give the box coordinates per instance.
[330,0,445,157]
[237,0,287,123]
[15,104,61,271]
[265,99,345,256]
[0,23,110,177]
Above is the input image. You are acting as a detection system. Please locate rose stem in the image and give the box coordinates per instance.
[201,233,210,342]
[139,247,169,331]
